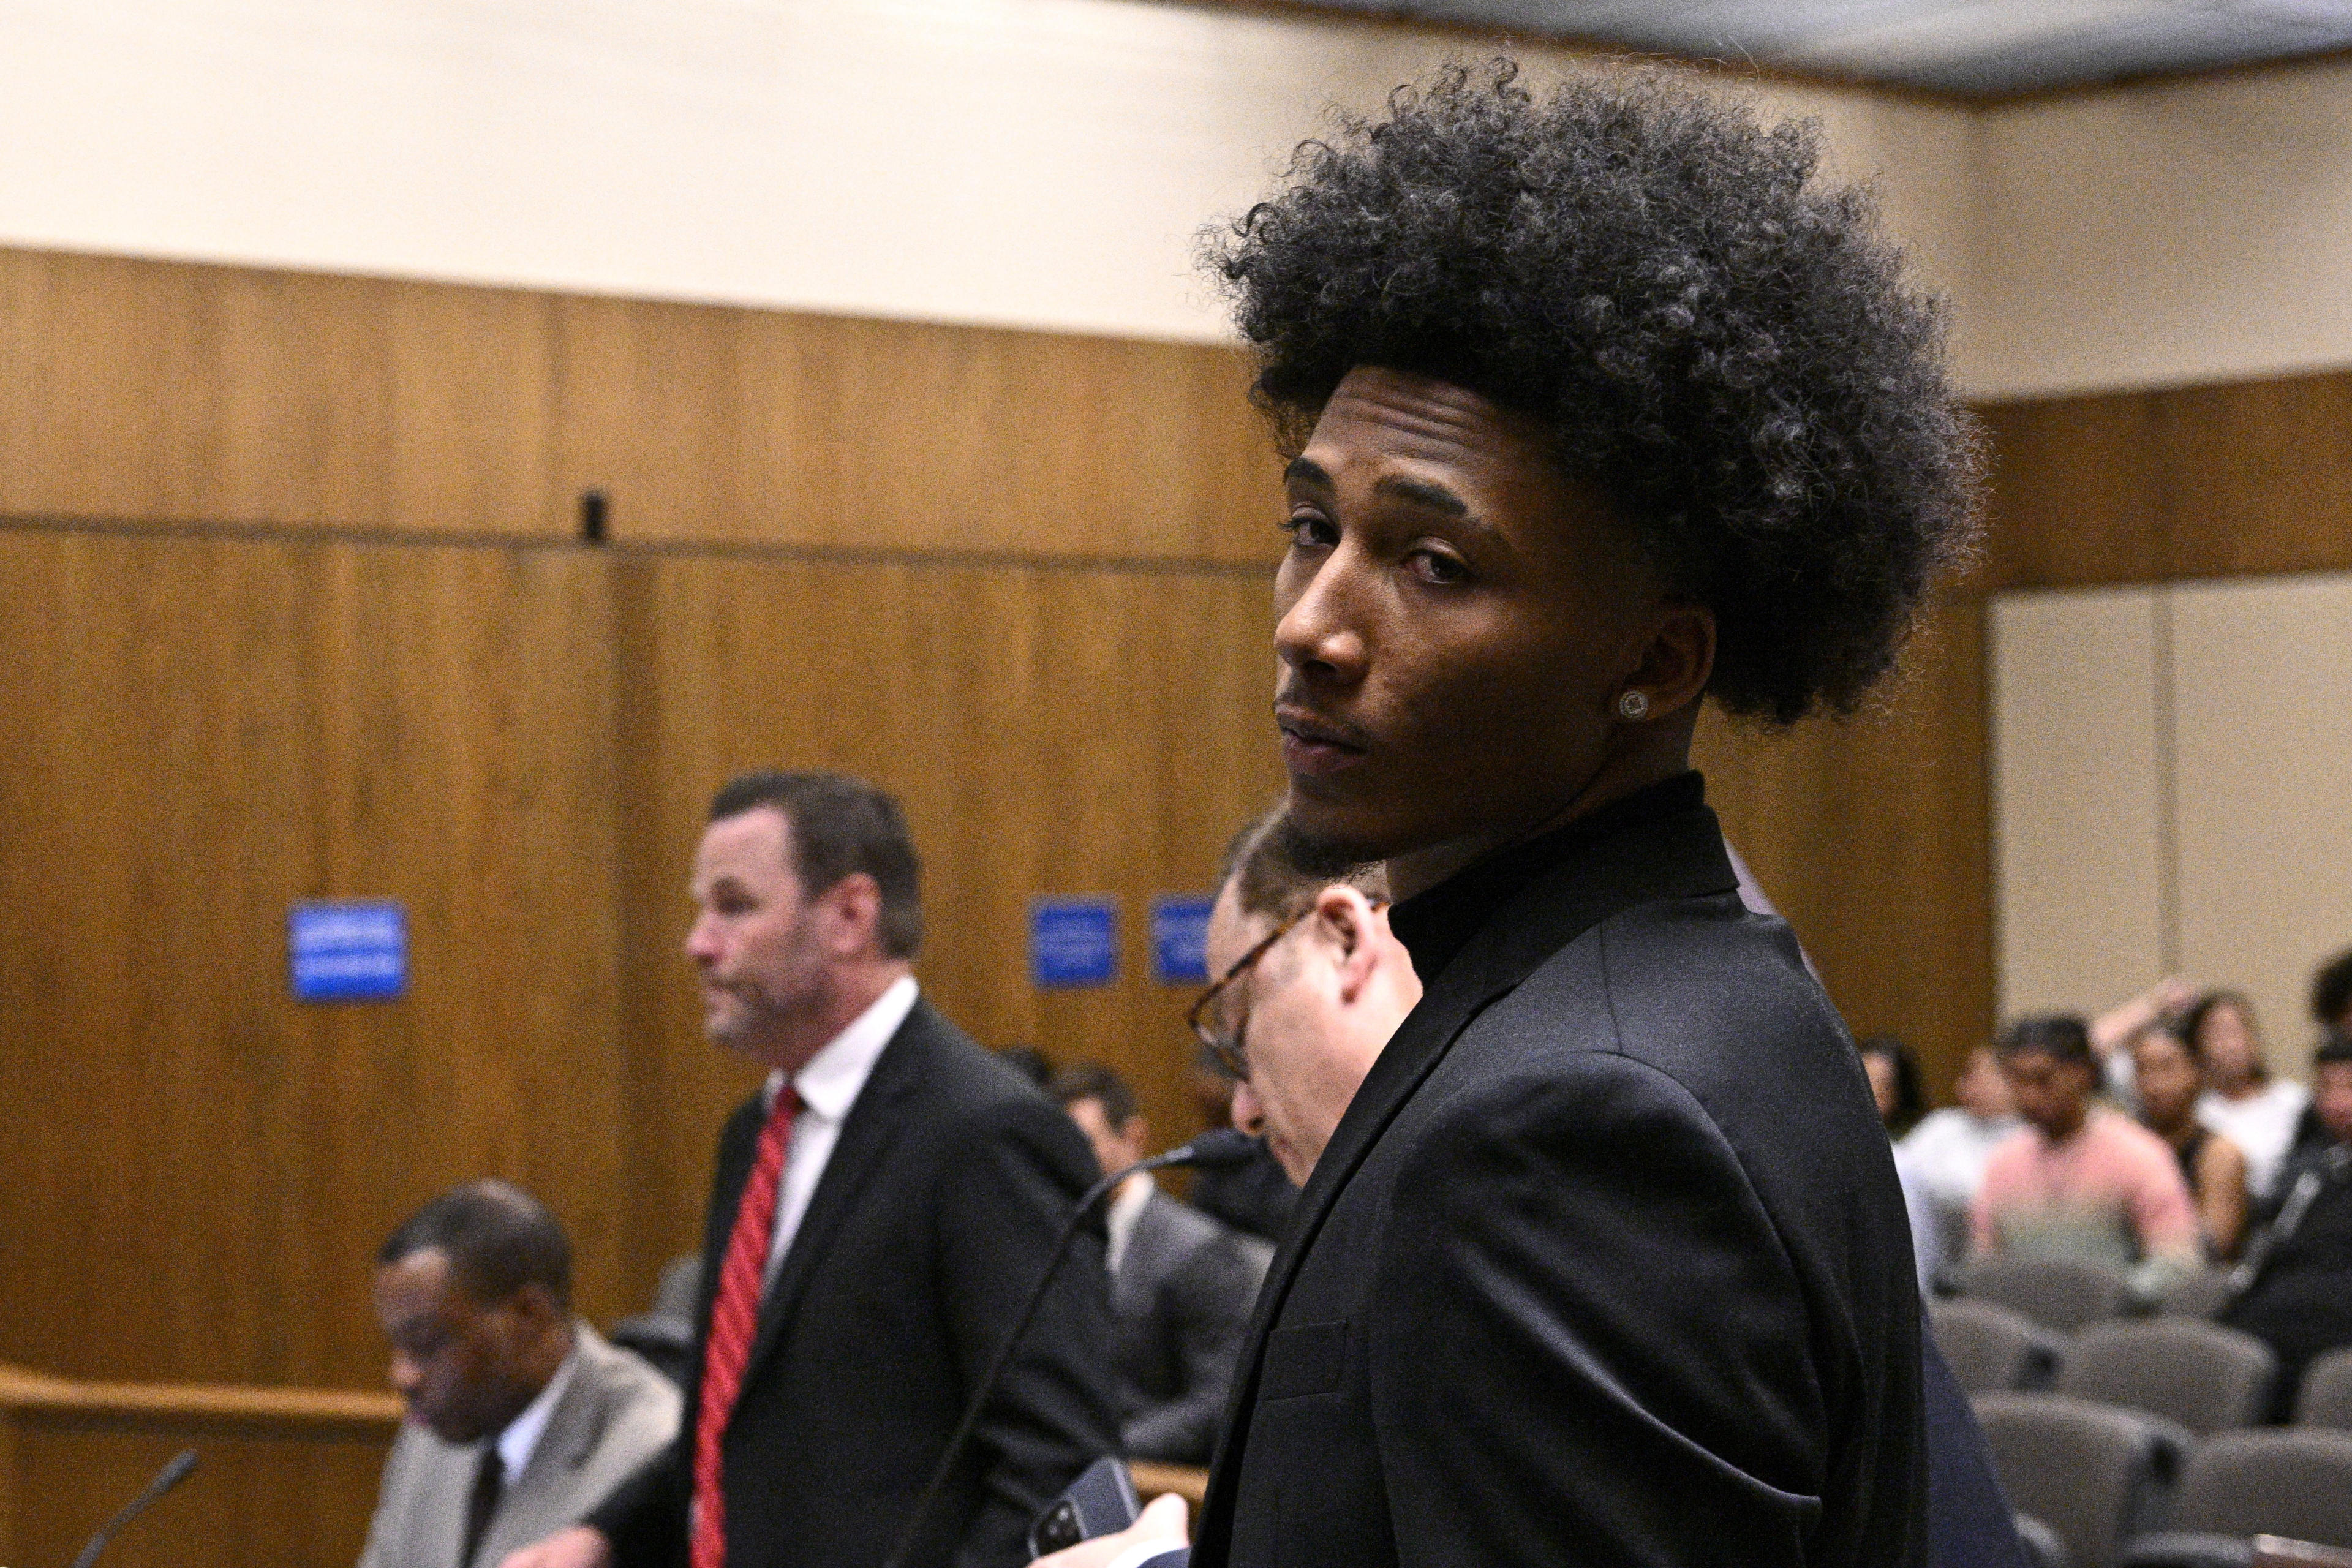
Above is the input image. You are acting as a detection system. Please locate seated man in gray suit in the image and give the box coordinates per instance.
[1051,1063,1262,1466]
[363,1181,681,1568]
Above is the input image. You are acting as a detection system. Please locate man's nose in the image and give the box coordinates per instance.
[683,911,718,962]
[1231,1080,1266,1136]
[1274,550,1370,686]
[388,1352,421,1395]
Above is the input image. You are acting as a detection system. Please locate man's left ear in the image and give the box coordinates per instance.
[1316,886,1382,1002]
[821,872,886,957]
[1620,603,1717,723]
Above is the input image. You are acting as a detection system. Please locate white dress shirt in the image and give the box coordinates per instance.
[2199,1077,2311,1200]
[494,1340,578,1480]
[761,974,919,1288]
[1105,1173,1155,1276]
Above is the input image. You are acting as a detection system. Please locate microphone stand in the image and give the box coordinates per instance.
[71,1448,198,1568]
[879,1139,1243,1568]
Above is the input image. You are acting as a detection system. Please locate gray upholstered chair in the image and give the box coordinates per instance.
[2118,1430,2352,1567]
[2294,1347,2352,1433]
[2160,1268,2239,1321]
[1933,1298,2067,1393]
[1963,1256,2133,1332]
[2059,1318,2277,1437]
[1975,1392,2188,1568]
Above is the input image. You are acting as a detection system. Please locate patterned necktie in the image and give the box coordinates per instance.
[690,1083,800,1568]
[459,1444,503,1568]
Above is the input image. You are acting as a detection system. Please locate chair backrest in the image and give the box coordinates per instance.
[1964,1256,2133,1332]
[2296,1348,2352,1433]
[652,1252,703,1317]
[1933,1298,2066,1393]
[1975,1393,2187,1568]
[2171,1430,2352,1548]
[2160,1268,2238,1320]
[2016,1515,2073,1568]
[2060,1318,2277,1437]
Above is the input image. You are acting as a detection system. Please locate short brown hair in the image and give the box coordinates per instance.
[709,771,923,959]
[1048,1061,1139,1128]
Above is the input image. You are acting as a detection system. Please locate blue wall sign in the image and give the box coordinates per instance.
[1031,896,1118,989]
[289,900,408,1003]
[1150,894,1215,985]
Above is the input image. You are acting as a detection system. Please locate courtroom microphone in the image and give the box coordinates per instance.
[69,1448,198,1568]
[880,1134,1262,1568]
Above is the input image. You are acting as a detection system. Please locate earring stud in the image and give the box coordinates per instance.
[1616,690,1650,721]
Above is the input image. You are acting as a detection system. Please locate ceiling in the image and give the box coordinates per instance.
[1271,0,2352,97]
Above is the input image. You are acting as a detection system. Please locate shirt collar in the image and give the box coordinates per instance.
[493,1335,577,1480]
[1389,772,1712,986]
[764,974,919,1123]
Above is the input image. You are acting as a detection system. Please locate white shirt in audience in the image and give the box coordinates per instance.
[1898,1107,2024,1215]
[2197,1077,2309,1200]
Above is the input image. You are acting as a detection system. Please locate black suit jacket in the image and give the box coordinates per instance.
[1189,782,1927,1568]
[1113,1189,1260,1464]
[589,998,1121,1568]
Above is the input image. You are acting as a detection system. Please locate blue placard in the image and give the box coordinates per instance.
[1150,894,1215,984]
[289,900,408,1003]
[1031,896,1118,989]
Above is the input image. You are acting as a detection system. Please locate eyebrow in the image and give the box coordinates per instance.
[1284,456,1473,519]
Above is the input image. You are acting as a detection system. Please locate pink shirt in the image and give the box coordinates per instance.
[1970,1106,2200,1265]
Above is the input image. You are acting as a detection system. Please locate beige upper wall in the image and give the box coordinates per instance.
[0,0,2341,398]
[1975,56,2352,400]
[0,0,1978,360]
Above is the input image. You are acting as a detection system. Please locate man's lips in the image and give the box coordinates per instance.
[1275,706,1369,777]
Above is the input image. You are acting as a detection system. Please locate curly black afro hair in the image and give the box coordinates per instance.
[1205,61,1982,724]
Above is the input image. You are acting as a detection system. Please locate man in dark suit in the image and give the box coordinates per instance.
[1041,62,1981,1568]
[505,771,1119,1568]
[1049,1063,1263,1465]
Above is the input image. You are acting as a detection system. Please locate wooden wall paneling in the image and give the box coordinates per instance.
[611,553,1283,1262]
[1696,594,1993,1100]
[551,296,1283,562]
[2152,371,2352,579]
[1974,389,2168,590]
[8,1423,385,1568]
[0,527,628,1387]
[0,249,564,535]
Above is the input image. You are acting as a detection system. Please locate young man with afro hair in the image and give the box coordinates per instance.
[1046,60,1980,1568]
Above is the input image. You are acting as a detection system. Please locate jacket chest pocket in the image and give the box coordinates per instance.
[1261,1320,1349,1401]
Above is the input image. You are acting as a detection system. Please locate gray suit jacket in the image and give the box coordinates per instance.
[358,1324,681,1568]
[1114,1188,1263,1463]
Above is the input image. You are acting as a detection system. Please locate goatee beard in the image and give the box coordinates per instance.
[1271,807,1384,881]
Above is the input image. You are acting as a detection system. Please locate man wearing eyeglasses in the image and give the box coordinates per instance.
[1185,845,1404,1190]
[1058,819,2030,1568]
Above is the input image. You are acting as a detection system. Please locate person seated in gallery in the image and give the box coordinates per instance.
[1972,1015,2201,1294]
[1050,1062,1262,1466]
[361,1181,680,1568]
[1901,1044,2026,1266]
[2313,948,2352,1042]
[2184,989,2309,1201]
[2130,1020,2251,1260]
[1860,1035,1943,1290]
[2224,1034,2352,1420]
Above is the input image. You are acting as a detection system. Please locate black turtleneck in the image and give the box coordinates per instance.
[1387,771,1708,988]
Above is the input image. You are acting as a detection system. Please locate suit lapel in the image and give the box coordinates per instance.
[737,1002,930,1387]
[1195,797,1738,1540]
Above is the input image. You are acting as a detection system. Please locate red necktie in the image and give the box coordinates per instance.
[691,1084,799,1568]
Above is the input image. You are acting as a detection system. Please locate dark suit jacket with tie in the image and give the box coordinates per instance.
[1189,775,1928,1568]
[1112,1188,1262,1464]
[587,998,1121,1568]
